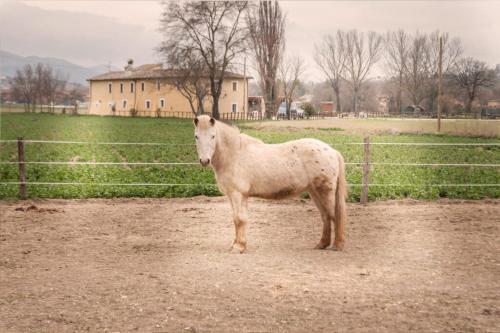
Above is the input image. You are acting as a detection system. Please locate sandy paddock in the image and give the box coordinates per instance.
[0,197,499,332]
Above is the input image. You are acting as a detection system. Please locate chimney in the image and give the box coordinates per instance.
[125,58,134,72]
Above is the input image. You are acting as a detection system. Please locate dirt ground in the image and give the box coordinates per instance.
[1,197,499,333]
[247,118,500,137]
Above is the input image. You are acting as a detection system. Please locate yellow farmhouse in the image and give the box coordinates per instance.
[87,63,249,117]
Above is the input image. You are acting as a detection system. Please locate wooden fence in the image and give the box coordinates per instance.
[3,103,498,120]
[101,110,499,120]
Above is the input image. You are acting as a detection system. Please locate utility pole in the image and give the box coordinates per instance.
[437,36,443,132]
[243,57,247,115]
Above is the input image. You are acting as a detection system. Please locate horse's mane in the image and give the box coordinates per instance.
[216,120,263,149]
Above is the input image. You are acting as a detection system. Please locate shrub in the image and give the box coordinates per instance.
[129,108,138,117]
[155,108,162,118]
[302,103,316,118]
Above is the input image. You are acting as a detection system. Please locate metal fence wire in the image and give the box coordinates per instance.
[0,138,499,202]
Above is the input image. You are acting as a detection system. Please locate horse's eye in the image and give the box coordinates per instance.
[211,136,215,139]
[195,135,198,140]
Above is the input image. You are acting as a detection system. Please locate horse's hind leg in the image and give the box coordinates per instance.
[318,189,344,251]
[227,191,248,254]
[309,190,331,249]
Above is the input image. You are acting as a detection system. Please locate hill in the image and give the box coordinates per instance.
[0,50,117,85]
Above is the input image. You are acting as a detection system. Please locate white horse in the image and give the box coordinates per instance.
[194,115,347,253]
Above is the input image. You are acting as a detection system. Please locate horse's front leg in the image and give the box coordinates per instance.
[228,191,248,254]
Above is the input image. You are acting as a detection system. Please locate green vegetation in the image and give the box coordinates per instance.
[302,102,317,118]
[1,113,499,201]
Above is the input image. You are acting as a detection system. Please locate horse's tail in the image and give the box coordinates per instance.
[334,152,348,249]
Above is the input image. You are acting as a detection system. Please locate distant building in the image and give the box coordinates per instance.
[377,95,390,114]
[487,99,500,109]
[295,94,313,104]
[87,62,250,116]
[404,105,425,113]
[320,101,334,113]
[248,96,265,117]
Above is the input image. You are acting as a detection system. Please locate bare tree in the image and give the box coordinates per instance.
[8,65,37,112]
[279,55,305,119]
[247,1,286,119]
[385,30,409,113]
[159,1,248,119]
[404,32,431,108]
[426,31,463,112]
[41,64,67,113]
[451,57,496,115]
[34,63,46,111]
[161,46,211,116]
[8,63,66,113]
[427,31,463,75]
[344,30,383,112]
[314,31,348,113]
[66,87,86,115]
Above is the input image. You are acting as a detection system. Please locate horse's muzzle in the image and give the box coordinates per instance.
[200,158,210,167]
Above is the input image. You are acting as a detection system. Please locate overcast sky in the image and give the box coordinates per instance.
[1,0,499,81]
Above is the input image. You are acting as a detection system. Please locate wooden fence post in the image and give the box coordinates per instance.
[17,137,27,199]
[361,136,370,204]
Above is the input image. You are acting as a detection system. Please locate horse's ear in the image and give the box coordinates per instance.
[193,117,199,126]
[210,117,215,126]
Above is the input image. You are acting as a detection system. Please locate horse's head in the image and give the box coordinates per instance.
[193,115,216,167]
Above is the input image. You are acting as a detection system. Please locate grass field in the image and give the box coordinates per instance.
[1,113,499,200]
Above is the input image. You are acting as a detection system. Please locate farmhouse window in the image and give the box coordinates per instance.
[232,81,237,92]
[130,82,134,93]
[108,83,112,94]
[141,82,145,92]
[122,100,127,109]
[160,98,165,108]
[156,80,161,91]
[120,83,123,93]
[145,100,151,109]
[232,103,237,113]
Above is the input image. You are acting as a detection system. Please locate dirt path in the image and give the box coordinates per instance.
[1,197,499,332]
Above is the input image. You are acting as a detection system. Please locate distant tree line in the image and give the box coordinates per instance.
[7,63,71,112]
[315,29,499,115]
[158,1,499,120]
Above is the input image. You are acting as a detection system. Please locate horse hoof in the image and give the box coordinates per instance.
[236,243,246,254]
[332,243,344,251]
[229,242,246,254]
[314,243,329,250]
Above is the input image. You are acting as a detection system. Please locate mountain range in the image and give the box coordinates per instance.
[0,50,119,85]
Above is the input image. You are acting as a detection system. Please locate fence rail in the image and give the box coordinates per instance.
[1,182,498,187]
[1,137,499,202]
[1,139,499,146]
[1,161,498,167]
